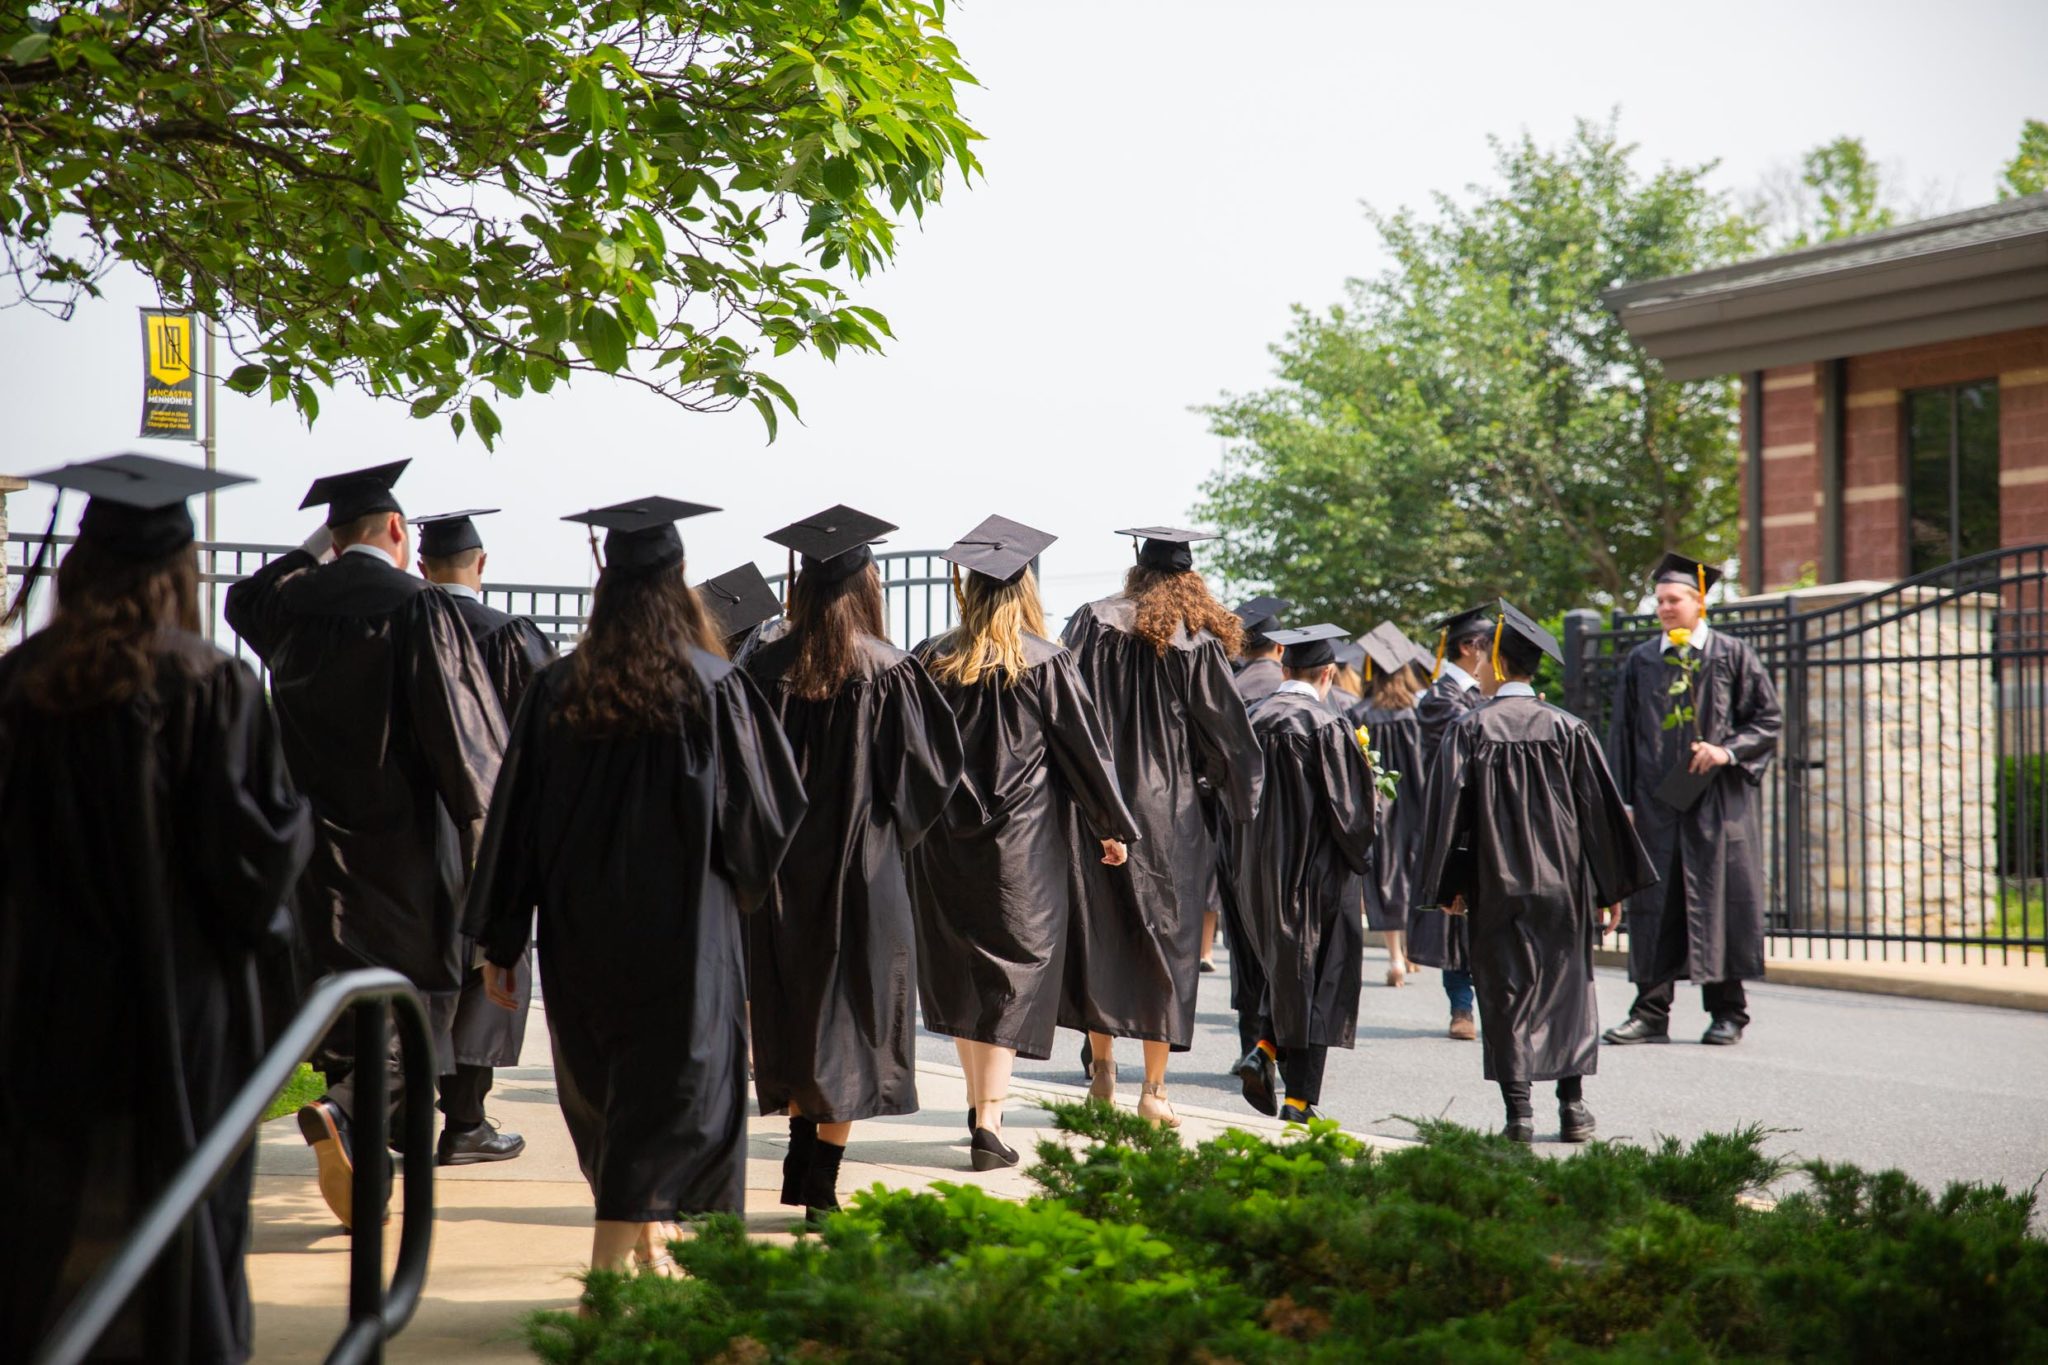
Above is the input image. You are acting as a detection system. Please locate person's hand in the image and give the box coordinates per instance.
[300,523,335,563]
[1599,904,1622,933]
[1100,838,1128,867]
[1689,741,1733,774]
[483,963,520,1010]
[1445,894,1468,917]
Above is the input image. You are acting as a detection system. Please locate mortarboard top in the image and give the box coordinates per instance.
[767,504,896,584]
[1265,621,1350,671]
[940,514,1055,585]
[1491,598,1563,669]
[1404,639,1438,676]
[1651,551,1723,595]
[24,452,252,562]
[412,508,498,559]
[696,561,783,639]
[1333,639,1367,671]
[1116,524,1216,574]
[564,496,719,580]
[1232,594,1292,637]
[1358,622,1410,680]
[299,459,410,527]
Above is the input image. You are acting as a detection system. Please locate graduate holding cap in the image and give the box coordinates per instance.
[1410,603,1495,1040]
[1229,624,1378,1122]
[1356,622,1430,987]
[743,505,965,1221]
[908,516,1139,1170]
[695,560,784,657]
[1059,527,1262,1127]
[1,455,312,1361]
[1414,602,1656,1143]
[464,497,807,1273]
[1602,554,1782,1048]
[224,460,507,1229]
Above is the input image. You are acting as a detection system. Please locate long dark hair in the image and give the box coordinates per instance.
[1121,564,1243,658]
[16,539,201,713]
[556,562,723,736]
[783,561,887,701]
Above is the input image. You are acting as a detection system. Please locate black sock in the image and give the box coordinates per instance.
[1556,1075,1583,1104]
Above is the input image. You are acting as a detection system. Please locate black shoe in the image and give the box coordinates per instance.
[802,1138,847,1226]
[297,1099,357,1229]
[1280,1103,1325,1124]
[1078,1036,1093,1083]
[969,1127,1020,1171]
[781,1117,817,1207]
[436,1119,526,1166]
[1503,1120,1534,1144]
[1199,959,1217,974]
[1558,1101,1596,1143]
[1601,1017,1670,1045]
[1233,1047,1279,1117]
[1702,1018,1744,1046]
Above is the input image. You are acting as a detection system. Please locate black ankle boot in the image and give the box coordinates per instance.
[781,1117,817,1207]
[804,1138,847,1226]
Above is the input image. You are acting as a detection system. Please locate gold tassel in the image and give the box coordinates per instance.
[1430,627,1448,681]
[1490,616,1505,679]
[1365,655,1374,684]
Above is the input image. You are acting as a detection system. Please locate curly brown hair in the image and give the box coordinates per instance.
[556,562,724,736]
[1121,565,1243,658]
[15,539,202,714]
[783,561,888,701]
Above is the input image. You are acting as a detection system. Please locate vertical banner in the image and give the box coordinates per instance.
[139,308,198,439]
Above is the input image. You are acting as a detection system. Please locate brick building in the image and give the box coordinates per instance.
[1607,193,2048,593]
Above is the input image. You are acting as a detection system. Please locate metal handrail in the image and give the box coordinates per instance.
[33,969,438,1365]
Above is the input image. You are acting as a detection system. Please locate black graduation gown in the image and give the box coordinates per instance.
[1236,690,1377,1048]
[1234,657,1283,705]
[1354,703,1427,933]
[463,654,806,1219]
[743,634,965,1123]
[1058,597,1263,1048]
[907,634,1140,1059]
[1408,671,1482,972]
[1326,685,1362,717]
[1,631,311,1365]
[443,590,557,1070]
[224,550,505,1024]
[1605,631,1782,985]
[1414,696,1657,1083]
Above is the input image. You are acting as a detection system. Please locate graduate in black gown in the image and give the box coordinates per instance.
[1197,595,1290,986]
[223,460,506,1229]
[743,506,965,1219]
[909,517,1139,1170]
[1410,603,1493,1042]
[1328,638,1366,717]
[1060,528,1263,1128]
[412,508,556,1167]
[1355,623,1429,988]
[1601,554,1782,1047]
[465,498,806,1274]
[1229,625,1377,1122]
[1414,604,1656,1143]
[2,455,311,1364]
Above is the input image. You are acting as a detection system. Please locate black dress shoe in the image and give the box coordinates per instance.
[437,1119,526,1166]
[297,1099,357,1228]
[1280,1103,1326,1124]
[1559,1100,1596,1143]
[1234,1047,1279,1117]
[1702,1018,1744,1046]
[1199,959,1217,974]
[969,1127,1020,1171]
[1503,1120,1534,1144]
[1601,1017,1670,1045]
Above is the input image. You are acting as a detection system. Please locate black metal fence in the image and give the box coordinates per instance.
[1562,545,2048,965]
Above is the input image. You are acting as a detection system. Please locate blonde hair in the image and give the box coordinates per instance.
[1335,665,1364,696]
[927,567,1048,688]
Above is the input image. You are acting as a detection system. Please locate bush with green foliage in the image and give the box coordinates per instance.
[527,1103,2048,1362]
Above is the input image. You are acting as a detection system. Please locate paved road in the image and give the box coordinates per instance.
[914,941,2048,1207]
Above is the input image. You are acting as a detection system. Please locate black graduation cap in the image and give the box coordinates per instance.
[1429,602,1496,679]
[1403,638,1437,677]
[696,561,783,639]
[564,496,719,580]
[1651,551,1723,595]
[1491,598,1563,670]
[1265,622,1350,671]
[767,504,897,584]
[1332,639,1367,671]
[1232,595,1292,639]
[23,452,252,562]
[1114,525,1216,574]
[299,459,410,527]
[940,514,1055,585]
[413,508,498,559]
[1359,623,1410,680]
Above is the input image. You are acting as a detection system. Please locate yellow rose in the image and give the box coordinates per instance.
[1667,627,1692,650]
[1355,724,1372,752]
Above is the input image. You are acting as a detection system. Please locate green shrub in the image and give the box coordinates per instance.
[528,1104,2048,1363]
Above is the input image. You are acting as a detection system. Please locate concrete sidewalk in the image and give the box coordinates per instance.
[246,1003,1401,1362]
[1591,939,2048,1013]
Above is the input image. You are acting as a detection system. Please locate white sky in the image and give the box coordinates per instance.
[4,0,2045,625]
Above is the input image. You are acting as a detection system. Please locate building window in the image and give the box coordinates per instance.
[1906,380,2000,574]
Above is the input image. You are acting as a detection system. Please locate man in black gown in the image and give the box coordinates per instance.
[1415,604,1656,1142]
[224,461,506,1228]
[1411,604,1493,1041]
[1231,595,1290,704]
[1601,554,1782,1047]
[412,509,555,1165]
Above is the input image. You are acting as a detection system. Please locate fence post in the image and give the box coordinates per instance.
[0,476,24,652]
[349,996,390,1365]
[1562,608,1601,715]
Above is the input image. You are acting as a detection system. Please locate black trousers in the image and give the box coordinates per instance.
[1629,978,1750,1028]
[321,989,459,1129]
[1500,1075,1582,1119]
[1255,1012,1329,1107]
[437,1063,494,1130]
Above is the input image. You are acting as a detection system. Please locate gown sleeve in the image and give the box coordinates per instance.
[403,590,508,866]
[1605,655,1641,806]
[1185,639,1263,823]
[1038,651,1141,844]
[712,667,809,912]
[1567,724,1659,908]
[187,657,314,950]
[874,656,967,853]
[463,678,550,967]
[1413,718,1478,907]
[487,618,558,721]
[1318,721,1378,875]
[221,547,317,662]
[1717,641,1782,784]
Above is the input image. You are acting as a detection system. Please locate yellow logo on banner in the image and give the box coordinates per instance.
[147,313,192,386]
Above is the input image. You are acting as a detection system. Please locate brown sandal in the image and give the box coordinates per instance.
[1137,1082,1179,1129]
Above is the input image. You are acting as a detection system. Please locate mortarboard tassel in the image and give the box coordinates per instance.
[1430,627,1447,682]
[1490,616,1505,680]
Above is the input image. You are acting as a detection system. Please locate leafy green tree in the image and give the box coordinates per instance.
[1197,118,1758,625]
[0,1,981,444]
[2000,118,2048,200]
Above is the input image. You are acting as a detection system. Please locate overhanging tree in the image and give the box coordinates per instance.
[1197,118,1759,625]
[0,1,981,444]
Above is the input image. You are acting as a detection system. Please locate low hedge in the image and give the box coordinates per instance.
[529,1104,2047,1362]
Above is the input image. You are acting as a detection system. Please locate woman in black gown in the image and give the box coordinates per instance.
[466,498,807,1274]
[744,506,965,1220]
[1,455,311,1365]
[909,517,1137,1169]
[1353,623,1429,987]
